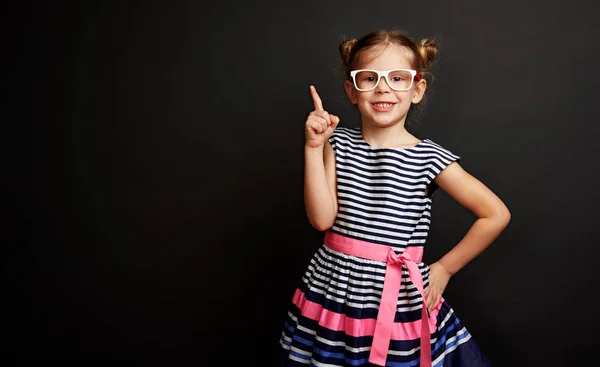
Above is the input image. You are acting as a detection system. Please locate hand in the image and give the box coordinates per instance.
[424,262,451,312]
[305,85,340,148]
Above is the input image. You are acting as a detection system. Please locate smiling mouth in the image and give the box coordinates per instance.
[372,102,395,109]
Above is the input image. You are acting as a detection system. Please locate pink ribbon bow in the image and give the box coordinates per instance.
[368,248,432,367]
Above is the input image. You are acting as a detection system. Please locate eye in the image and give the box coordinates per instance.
[389,70,412,81]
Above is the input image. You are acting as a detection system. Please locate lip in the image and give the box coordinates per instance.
[371,101,396,112]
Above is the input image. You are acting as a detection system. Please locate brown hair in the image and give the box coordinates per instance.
[339,29,440,130]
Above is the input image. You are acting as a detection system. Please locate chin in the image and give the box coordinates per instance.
[368,116,406,128]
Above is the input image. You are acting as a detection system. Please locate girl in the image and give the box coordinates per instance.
[279,29,510,367]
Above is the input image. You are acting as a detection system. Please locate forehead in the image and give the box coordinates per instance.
[357,44,415,70]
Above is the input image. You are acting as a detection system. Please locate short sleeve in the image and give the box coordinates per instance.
[328,128,340,152]
[328,130,337,152]
[425,142,462,198]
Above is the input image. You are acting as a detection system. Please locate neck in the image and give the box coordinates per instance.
[360,120,419,149]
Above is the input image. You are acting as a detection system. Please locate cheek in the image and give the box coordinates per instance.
[355,94,369,104]
[394,92,413,102]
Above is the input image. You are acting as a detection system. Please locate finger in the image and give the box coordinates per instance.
[307,120,324,134]
[329,114,340,128]
[313,110,330,121]
[325,115,339,136]
[425,290,434,311]
[309,115,329,131]
[435,295,442,310]
[310,85,324,111]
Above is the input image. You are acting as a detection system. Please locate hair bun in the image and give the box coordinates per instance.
[339,38,358,67]
[419,38,439,67]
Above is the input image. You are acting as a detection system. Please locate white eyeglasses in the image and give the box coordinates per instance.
[350,69,422,92]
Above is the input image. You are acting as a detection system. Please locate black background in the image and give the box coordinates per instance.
[3,1,600,366]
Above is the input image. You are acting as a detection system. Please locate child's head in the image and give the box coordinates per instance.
[339,30,439,131]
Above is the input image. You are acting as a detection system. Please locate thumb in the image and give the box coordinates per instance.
[329,114,340,128]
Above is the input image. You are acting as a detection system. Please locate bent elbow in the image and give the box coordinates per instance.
[497,207,511,228]
[504,209,512,226]
[308,215,336,232]
[313,223,332,232]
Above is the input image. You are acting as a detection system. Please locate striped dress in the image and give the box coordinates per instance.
[279,127,491,367]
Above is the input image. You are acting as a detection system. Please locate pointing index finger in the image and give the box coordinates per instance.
[309,85,324,111]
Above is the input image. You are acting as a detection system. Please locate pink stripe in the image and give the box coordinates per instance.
[292,288,439,339]
[323,231,433,367]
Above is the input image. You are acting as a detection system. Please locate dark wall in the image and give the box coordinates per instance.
[3,1,600,366]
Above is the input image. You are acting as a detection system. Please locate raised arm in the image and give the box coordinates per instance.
[304,86,339,231]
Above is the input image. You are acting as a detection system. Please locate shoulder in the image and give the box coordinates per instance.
[419,138,462,163]
[417,139,463,187]
[331,126,360,138]
[329,126,362,147]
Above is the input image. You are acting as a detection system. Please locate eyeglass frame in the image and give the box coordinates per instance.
[349,69,422,92]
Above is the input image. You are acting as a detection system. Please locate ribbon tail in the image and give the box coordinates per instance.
[368,260,403,366]
[404,261,432,367]
[420,303,432,367]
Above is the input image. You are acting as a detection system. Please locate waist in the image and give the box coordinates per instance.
[324,231,423,263]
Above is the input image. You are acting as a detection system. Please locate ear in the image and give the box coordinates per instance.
[411,78,427,104]
[344,80,358,104]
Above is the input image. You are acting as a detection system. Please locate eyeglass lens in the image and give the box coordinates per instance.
[355,70,414,91]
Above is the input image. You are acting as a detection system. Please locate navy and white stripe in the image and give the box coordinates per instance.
[280,244,483,366]
[279,126,491,366]
[302,245,431,319]
[329,127,461,251]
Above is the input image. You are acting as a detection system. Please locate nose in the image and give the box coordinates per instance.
[376,76,392,93]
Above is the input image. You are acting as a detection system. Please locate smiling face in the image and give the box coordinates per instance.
[344,44,427,129]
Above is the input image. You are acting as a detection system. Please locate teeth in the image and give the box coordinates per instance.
[374,103,393,108]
